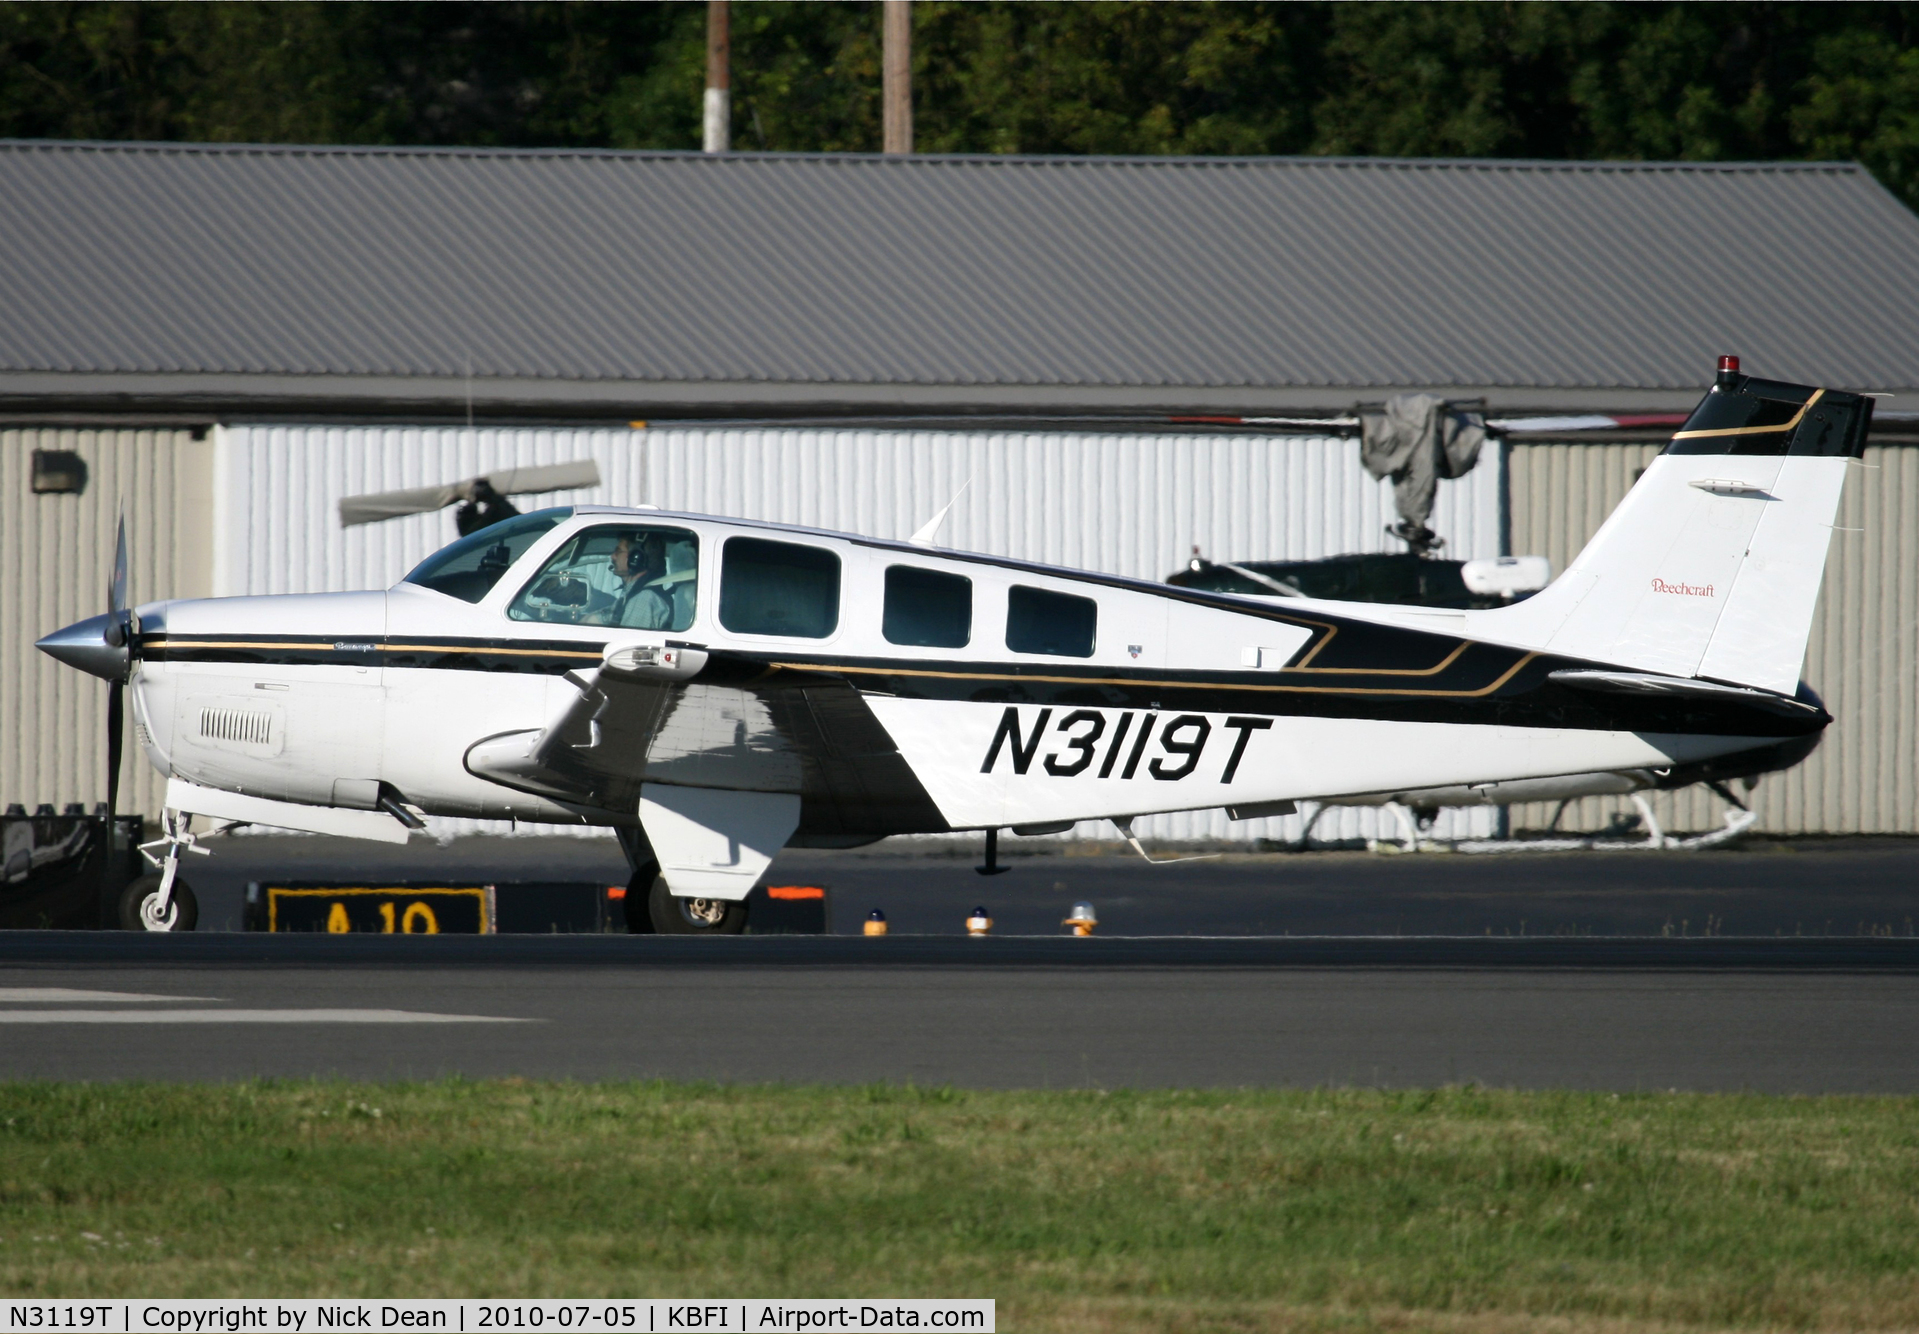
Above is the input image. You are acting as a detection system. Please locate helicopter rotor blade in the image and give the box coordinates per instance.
[483,460,601,497]
[337,459,602,527]
[337,483,466,527]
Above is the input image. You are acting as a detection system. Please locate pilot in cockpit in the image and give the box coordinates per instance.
[505,522,697,630]
[600,533,674,629]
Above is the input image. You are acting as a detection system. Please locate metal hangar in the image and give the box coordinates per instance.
[4,141,1917,839]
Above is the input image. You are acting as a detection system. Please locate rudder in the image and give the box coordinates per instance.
[1473,358,1872,694]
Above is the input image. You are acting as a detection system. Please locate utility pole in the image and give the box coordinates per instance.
[704,0,730,153]
[883,0,911,155]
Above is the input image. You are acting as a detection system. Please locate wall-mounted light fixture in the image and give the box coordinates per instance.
[30,450,88,495]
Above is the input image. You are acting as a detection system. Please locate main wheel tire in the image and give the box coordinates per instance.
[118,872,198,932]
[647,875,748,935]
[623,860,660,934]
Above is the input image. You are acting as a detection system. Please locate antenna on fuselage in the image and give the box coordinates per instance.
[1112,816,1220,866]
[908,478,971,548]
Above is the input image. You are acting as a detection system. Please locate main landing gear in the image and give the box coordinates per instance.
[615,828,748,936]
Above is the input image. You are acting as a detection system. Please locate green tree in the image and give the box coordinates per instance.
[3,2,1919,207]
[1794,25,1919,204]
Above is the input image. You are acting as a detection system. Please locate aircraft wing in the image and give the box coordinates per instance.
[463,652,950,838]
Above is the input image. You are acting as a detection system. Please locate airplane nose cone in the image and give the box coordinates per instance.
[36,612,130,680]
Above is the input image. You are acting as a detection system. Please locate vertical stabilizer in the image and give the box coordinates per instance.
[1472,359,1872,695]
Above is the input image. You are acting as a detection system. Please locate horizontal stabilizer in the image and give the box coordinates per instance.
[1548,669,1822,719]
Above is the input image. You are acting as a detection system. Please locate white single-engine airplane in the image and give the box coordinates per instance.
[40,359,1870,932]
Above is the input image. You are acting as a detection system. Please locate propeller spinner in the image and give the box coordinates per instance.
[35,515,132,682]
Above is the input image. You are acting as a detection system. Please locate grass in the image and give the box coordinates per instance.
[1,1082,1917,1331]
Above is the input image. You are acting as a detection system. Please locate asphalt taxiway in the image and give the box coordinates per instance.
[6,836,1917,1091]
[181,832,1919,938]
[3,933,1918,1091]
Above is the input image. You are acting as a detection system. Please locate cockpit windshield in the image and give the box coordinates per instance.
[401,509,570,604]
[508,524,699,630]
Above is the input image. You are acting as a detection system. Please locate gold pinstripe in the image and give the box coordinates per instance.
[1671,387,1824,440]
[381,643,601,659]
[770,652,1539,699]
[146,638,602,660]
[148,637,1522,696]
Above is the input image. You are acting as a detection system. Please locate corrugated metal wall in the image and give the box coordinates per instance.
[218,424,1505,842]
[13,424,1898,840]
[2,428,214,822]
[1507,440,1918,836]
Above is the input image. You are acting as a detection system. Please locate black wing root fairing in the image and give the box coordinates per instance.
[462,658,950,836]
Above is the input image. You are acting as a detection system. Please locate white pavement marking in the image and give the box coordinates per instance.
[0,988,220,1003]
[0,1009,529,1024]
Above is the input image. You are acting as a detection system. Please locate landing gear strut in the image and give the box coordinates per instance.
[615,827,657,934]
[129,810,208,931]
[975,828,1008,876]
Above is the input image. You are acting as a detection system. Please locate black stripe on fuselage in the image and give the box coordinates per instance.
[142,633,604,674]
[141,633,1824,738]
[713,652,1819,738]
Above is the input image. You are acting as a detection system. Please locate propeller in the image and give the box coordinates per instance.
[33,512,139,905]
[102,514,130,898]
[337,460,603,530]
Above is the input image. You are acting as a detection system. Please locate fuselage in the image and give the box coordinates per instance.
[119,505,1816,839]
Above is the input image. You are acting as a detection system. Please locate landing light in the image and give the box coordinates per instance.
[606,644,676,671]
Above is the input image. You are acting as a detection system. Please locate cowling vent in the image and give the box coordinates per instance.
[200,707,273,747]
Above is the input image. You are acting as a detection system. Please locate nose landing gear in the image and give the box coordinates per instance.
[127,810,209,931]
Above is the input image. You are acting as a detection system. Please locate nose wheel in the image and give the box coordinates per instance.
[119,872,199,932]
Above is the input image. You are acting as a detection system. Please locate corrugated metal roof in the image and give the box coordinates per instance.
[2,140,1917,415]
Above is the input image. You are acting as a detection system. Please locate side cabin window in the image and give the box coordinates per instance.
[402,509,570,604]
[720,537,841,638]
[883,565,972,648]
[1006,584,1096,657]
[508,524,699,631]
